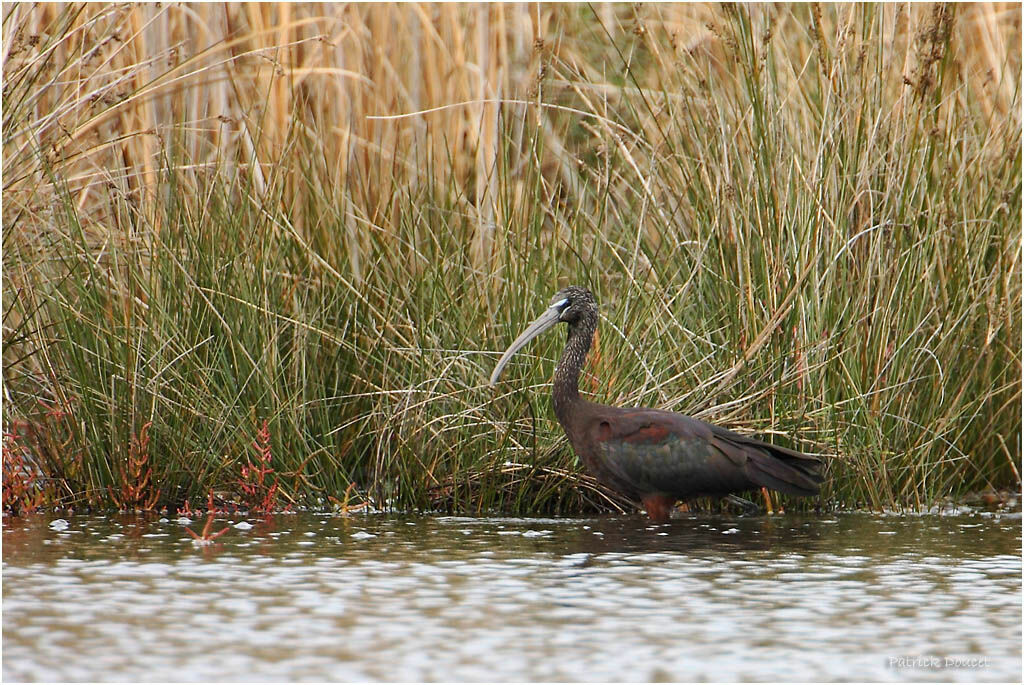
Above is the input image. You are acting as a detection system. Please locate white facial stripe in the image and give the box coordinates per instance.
[552,298,568,309]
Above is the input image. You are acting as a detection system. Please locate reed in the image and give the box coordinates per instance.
[3,3,1020,514]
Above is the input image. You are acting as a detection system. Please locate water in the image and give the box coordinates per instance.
[3,512,1020,682]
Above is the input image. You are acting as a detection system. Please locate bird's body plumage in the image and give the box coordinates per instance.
[490,286,824,522]
[560,401,822,503]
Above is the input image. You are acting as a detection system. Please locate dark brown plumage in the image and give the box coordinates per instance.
[490,286,823,522]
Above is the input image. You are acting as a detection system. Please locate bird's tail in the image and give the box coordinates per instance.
[746,447,823,496]
[718,432,824,496]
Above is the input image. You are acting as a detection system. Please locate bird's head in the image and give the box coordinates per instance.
[549,285,597,325]
[489,285,597,385]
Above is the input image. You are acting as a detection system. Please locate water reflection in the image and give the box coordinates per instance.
[3,512,1021,681]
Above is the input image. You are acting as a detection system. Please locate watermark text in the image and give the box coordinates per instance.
[888,656,990,670]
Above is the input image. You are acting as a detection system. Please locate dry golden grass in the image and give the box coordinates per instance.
[4,3,1019,261]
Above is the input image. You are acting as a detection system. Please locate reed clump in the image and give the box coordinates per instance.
[3,4,1020,514]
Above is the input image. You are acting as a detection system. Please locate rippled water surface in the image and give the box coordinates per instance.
[3,511,1021,681]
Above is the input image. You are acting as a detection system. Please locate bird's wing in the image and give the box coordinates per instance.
[586,409,757,497]
[586,408,822,498]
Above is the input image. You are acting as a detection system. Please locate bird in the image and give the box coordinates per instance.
[489,286,823,523]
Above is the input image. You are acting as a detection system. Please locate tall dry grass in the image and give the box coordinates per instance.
[7,5,1017,258]
[3,3,1021,514]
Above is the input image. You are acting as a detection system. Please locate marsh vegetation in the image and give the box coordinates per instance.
[3,3,1021,515]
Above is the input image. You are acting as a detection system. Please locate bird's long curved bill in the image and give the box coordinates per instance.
[489,306,562,385]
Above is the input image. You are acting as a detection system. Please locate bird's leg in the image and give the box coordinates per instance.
[724,494,759,516]
[642,494,676,523]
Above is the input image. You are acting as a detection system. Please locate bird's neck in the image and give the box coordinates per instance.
[552,311,597,426]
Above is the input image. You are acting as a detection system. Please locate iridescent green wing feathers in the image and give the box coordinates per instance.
[589,409,823,499]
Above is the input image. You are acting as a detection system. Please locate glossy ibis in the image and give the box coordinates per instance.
[489,286,823,522]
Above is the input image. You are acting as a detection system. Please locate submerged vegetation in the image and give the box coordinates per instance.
[3,3,1021,515]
